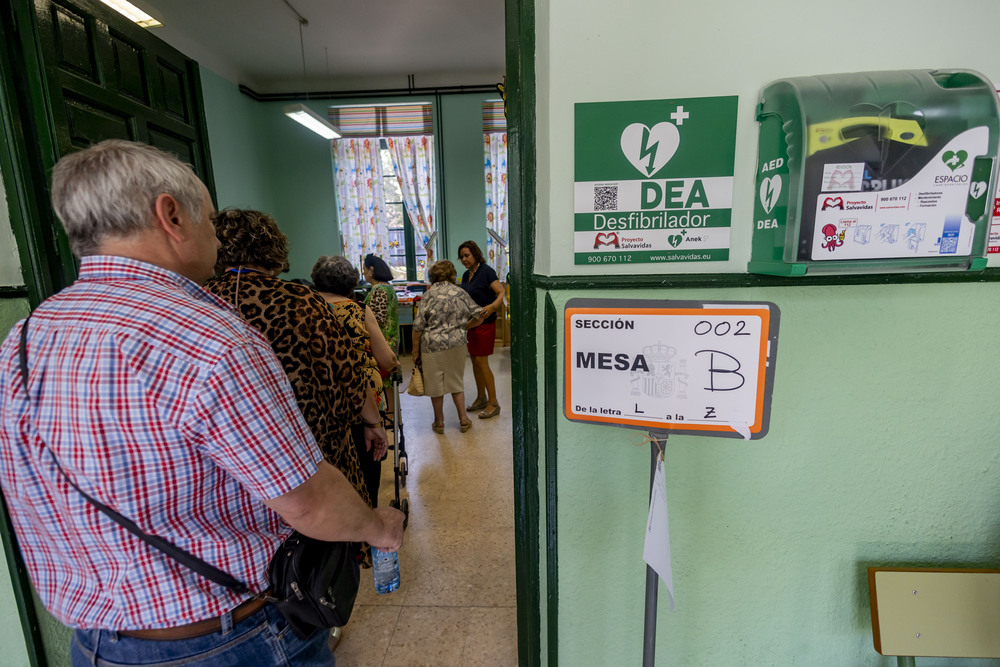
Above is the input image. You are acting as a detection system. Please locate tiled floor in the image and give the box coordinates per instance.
[335,347,517,667]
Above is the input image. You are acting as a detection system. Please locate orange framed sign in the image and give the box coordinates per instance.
[564,299,780,439]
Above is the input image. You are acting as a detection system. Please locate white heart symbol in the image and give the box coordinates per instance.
[970,181,987,199]
[620,122,680,177]
[759,175,782,214]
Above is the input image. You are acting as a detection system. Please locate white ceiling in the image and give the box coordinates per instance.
[135,0,506,94]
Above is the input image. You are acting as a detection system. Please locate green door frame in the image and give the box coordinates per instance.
[1,0,73,307]
[505,1,542,665]
[0,3,65,663]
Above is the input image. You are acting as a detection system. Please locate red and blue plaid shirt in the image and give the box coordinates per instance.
[0,256,322,630]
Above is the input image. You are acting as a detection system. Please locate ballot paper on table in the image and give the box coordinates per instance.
[643,456,674,609]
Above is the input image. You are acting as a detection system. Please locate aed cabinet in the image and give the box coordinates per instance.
[749,69,1000,276]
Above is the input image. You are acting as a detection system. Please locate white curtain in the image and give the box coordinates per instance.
[387,135,436,262]
[333,138,389,266]
[484,131,509,281]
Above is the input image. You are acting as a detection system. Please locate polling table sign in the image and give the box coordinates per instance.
[564,298,780,439]
[574,96,738,266]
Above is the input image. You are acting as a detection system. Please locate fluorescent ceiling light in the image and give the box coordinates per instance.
[284,104,341,140]
[99,0,162,27]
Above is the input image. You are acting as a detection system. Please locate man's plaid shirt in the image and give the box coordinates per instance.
[0,256,322,629]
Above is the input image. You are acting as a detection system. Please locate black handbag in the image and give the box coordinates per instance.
[18,317,359,639]
[267,532,360,638]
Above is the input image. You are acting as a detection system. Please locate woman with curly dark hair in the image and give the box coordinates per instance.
[203,209,388,511]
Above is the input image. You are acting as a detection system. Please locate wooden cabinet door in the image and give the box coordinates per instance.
[25,0,216,289]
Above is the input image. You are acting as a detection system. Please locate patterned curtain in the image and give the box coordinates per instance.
[484,131,509,281]
[333,138,388,266]
[387,136,436,262]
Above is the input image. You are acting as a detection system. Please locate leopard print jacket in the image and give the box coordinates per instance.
[203,272,372,505]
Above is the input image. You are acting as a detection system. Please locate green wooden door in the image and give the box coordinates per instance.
[19,0,216,293]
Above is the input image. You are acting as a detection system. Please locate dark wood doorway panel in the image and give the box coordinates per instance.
[23,0,215,290]
[35,0,214,178]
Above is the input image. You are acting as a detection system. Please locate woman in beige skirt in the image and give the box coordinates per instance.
[412,260,484,433]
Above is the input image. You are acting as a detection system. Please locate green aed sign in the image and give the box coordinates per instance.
[574,96,738,265]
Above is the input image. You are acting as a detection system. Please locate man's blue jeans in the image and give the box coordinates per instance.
[70,604,334,666]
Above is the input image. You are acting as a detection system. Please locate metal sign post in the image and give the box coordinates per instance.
[563,298,782,667]
[643,431,668,667]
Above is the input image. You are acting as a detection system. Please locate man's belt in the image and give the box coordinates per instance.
[119,596,268,641]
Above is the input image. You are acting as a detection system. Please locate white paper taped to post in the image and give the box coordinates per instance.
[563,299,780,440]
[644,456,674,608]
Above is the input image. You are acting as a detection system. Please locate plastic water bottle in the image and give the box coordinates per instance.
[371,546,400,594]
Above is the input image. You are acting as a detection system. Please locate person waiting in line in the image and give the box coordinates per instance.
[412,259,484,434]
[458,240,505,419]
[311,254,399,507]
[0,140,403,666]
[362,253,400,420]
[204,209,389,514]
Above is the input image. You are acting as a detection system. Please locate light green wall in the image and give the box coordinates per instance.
[537,0,1000,276]
[543,283,1000,666]
[200,75,339,280]
[0,300,30,667]
[200,68,276,215]
[1,173,23,286]
[253,98,342,281]
[439,93,496,260]
[537,0,1000,664]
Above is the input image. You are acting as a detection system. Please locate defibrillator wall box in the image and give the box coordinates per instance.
[748,69,1000,276]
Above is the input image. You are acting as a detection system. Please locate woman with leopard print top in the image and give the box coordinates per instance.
[203,208,387,511]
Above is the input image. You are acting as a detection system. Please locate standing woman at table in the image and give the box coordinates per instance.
[458,240,505,419]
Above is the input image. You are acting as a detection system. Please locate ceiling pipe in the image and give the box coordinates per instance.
[239,83,500,102]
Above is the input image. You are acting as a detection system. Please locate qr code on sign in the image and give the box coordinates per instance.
[594,186,618,211]
[939,236,959,254]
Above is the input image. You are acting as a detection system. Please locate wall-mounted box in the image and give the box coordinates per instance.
[749,70,1000,276]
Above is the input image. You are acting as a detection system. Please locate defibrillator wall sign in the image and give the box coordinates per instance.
[564,299,780,439]
[574,96,738,266]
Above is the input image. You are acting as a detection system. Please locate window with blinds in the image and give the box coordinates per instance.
[328,104,434,138]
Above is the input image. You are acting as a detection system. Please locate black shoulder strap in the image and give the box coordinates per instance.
[18,317,29,394]
[17,316,249,596]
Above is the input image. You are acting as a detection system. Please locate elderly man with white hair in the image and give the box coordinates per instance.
[0,140,403,666]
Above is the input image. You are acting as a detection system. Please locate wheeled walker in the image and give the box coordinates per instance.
[387,368,408,523]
